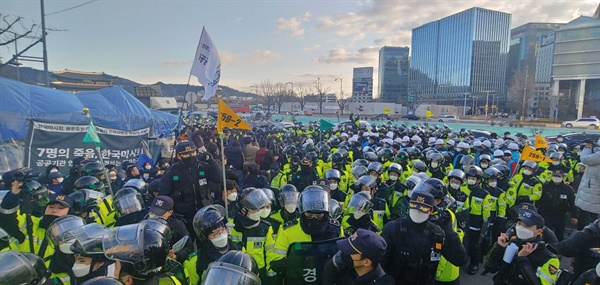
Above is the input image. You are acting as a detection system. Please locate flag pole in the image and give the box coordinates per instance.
[216,94,229,222]
[83,108,114,197]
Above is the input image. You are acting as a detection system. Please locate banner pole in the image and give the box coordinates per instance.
[83,108,114,197]
[219,131,228,222]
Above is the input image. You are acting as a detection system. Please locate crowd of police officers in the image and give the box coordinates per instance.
[0,116,599,285]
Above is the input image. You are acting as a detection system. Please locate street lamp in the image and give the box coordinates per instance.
[335,78,343,98]
[483,90,495,117]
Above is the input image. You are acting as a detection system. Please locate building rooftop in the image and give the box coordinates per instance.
[52,69,116,81]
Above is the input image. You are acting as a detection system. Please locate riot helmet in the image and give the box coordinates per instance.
[193,205,226,242]
[47,215,86,254]
[0,250,50,285]
[112,187,144,216]
[412,178,447,200]
[74,176,105,192]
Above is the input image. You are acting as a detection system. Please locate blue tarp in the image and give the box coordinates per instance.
[0,76,178,140]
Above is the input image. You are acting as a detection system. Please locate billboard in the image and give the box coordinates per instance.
[353,81,370,96]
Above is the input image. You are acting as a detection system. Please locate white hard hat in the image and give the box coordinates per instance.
[394,138,403,144]
[446,140,456,146]
[387,131,394,139]
[402,136,410,142]
[473,140,482,147]
[428,137,436,144]
[508,142,519,150]
[458,141,470,149]
[436,139,445,145]
[494,150,504,157]
[482,140,492,148]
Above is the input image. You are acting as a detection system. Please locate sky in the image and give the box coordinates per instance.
[1,0,598,97]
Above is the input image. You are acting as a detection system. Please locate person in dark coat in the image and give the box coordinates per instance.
[225,135,245,188]
[323,228,395,285]
[147,196,195,264]
[243,162,269,189]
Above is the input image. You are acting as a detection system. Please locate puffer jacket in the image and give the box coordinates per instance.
[576,148,600,214]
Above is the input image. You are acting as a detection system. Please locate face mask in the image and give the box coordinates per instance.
[144,165,151,170]
[389,175,398,181]
[285,204,296,213]
[110,175,117,181]
[552,161,560,166]
[515,225,536,240]
[59,240,75,254]
[330,183,338,190]
[211,232,229,248]
[488,181,497,188]
[409,209,429,224]
[227,192,238,202]
[523,169,532,176]
[248,211,262,221]
[300,165,311,172]
[552,177,563,183]
[353,178,360,184]
[450,183,461,190]
[455,148,462,152]
[260,208,271,219]
[430,162,438,168]
[353,210,367,220]
[57,177,64,184]
[401,143,408,147]
[72,263,91,278]
[480,163,488,169]
[50,169,59,173]
[341,253,357,269]
[467,179,477,185]
[557,138,563,143]
[181,156,197,167]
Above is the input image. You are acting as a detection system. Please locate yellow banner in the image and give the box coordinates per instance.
[425,110,434,118]
[520,146,553,163]
[217,99,252,133]
[383,107,391,114]
[534,135,548,149]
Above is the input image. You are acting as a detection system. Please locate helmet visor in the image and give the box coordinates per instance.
[201,263,261,285]
[278,191,299,206]
[114,194,144,216]
[298,190,329,213]
[47,216,86,247]
[69,223,107,255]
[348,195,373,214]
[102,224,144,264]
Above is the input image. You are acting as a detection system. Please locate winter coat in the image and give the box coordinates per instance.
[576,148,600,214]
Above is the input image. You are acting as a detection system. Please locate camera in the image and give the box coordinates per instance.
[13,169,40,182]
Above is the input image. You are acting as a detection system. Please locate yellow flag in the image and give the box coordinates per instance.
[520,146,553,163]
[534,135,548,149]
[383,107,391,114]
[217,99,252,133]
[425,109,434,118]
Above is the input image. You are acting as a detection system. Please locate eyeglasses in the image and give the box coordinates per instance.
[207,227,226,239]
[304,212,325,219]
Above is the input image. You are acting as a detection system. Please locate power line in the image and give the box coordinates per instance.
[45,0,99,17]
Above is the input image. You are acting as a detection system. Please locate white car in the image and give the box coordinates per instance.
[437,115,460,122]
[290,110,303,116]
[561,118,600,129]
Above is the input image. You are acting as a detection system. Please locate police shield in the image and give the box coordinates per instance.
[285,238,342,285]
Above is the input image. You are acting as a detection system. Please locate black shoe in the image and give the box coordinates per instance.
[468,264,479,275]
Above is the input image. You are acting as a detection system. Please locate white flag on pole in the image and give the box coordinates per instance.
[190,27,221,101]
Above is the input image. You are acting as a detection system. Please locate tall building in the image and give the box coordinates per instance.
[378,46,409,103]
[410,7,511,105]
[352,67,374,103]
[507,23,562,79]
[550,12,600,119]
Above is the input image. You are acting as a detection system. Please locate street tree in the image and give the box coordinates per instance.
[312,80,330,115]
[507,68,535,120]
[295,83,309,111]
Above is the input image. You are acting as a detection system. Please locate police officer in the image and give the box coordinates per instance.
[447,169,470,232]
[538,170,578,241]
[325,169,348,206]
[506,160,543,210]
[381,191,468,285]
[159,141,221,237]
[147,195,195,264]
[290,154,319,190]
[113,187,147,226]
[69,223,116,283]
[483,209,560,285]
[482,167,508,244]
[0,250,52,285]
[269,186,342,281]
[192,205,241,275]
[269,184,300,233]
[342,192,381,235]
[229,188,275,281]
[379,163,407,219]
[464,166,492,275]
[201,251,261,285]
[355,175,390,230]
[323,228,395,284]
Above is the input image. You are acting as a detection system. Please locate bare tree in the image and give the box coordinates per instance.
[507,68,535,120]
[312,80,330,115]
[273,82,289,114]
[337,95,351,115]
[295,83,309,111]
[0,15,39,69]
[258,80,276,111]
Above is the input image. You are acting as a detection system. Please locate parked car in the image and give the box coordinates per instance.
[290,110,303,116]
[561,117,600,129]
[546,132,600,148]
[499,113,509,118]
[437,115,459,122]
[304,111,313,116]
[336,120,372,130]
[471,130,493,139]
[401,114,420,120]
[374,114,391,120]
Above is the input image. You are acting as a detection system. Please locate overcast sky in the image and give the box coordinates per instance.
[2,0,597,96]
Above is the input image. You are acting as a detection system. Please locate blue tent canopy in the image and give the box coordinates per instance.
[0,76,178,140]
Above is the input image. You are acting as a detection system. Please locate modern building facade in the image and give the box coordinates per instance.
[352,67,374,103]
[550,12,600,119]
[410,7,511,105]
[378,46,409,103]
[508,23,562,79]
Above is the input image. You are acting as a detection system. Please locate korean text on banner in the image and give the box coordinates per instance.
[217,99,251,133]
[520,146,553,163]
[190,27,221,101]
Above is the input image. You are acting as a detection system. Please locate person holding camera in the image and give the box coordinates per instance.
[483,209,560,285]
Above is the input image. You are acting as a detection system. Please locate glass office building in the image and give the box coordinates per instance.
[410,7,511,102]
[378,47,410,103]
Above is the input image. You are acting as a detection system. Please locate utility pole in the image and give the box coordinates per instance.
[40,0,49,87]
[521,66,529,121]
[463,93,468,116]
